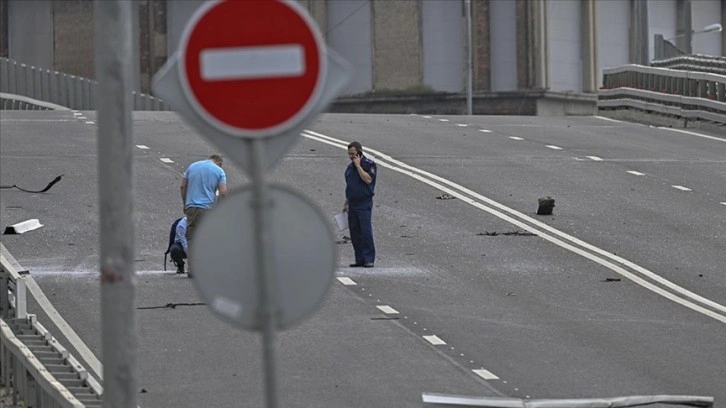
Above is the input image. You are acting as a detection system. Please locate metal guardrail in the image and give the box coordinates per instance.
[599,64,726,126]
[1,243,103,407]
[422,393,715,407]
[651,55,726,76]
[0,57,168,111]
[1,92,71,111]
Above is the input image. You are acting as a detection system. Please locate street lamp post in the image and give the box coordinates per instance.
[666,23,723,54]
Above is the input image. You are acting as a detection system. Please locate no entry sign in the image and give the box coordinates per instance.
[179,0,327,137]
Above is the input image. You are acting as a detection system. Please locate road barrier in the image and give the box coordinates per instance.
[422,393,715,407]
[1,243,103,407]
[599,64,726,127]
[0,57,167,111]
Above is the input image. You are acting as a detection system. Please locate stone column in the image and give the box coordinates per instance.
[629,0,649,64]
[472,0,490,91]
[676,0,692,54]
[581,0,598,93]
[139,0,167,94]
[372,0,421,91]
[0,0,7,58]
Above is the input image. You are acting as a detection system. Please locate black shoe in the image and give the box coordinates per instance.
[176,265,185,274]
[187,271,193,278]
[363,263,374,268]
[349,262,364,267]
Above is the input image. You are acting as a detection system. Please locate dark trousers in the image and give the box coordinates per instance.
[169,243,186,268]
[348,206,375,264]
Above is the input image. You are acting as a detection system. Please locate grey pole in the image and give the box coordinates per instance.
[465,0,473,116]
[248,139,279,408]
[94,1,137,407]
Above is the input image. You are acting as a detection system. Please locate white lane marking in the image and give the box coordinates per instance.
[627,170,645,176]
[509,136,524,141]
[587,156,603,161]
[472,368,500,380]
[201,44,304,81]
[422,115,432,119]
[546,145,563,150]
[77,116,87,120]
[73,112,82,116]
[301,129,726,323]
[376,305,399,314]
[456,124,468,127]
[479,129,492,133]
[721,202,726,206]
[160,158,174,163]
[439,119,450,122]
[136,145,150,150]
[672,185,692,191]
[337,277,357,286]
[659,127,726,143]
[423,335,446,345]
[85,121,94,124]
[595,116,623,123]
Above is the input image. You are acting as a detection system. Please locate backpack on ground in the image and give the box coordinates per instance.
[164,217,183,271]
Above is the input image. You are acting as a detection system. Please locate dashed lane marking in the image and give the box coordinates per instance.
[509,136,524,141]
[546,145,563,150]
[85,121,94,124]
[627,171,645,176]
[478,129,492,133]
[423,335,446,345]
[439,119,449,122]
[336,277,357,286]
[136,145,150,150]
[587,156,603,161]
[376,305,399,314]
[672,185,692,191]
[456,124,468,127]
[472,368,500,380]
[160,158,174,163]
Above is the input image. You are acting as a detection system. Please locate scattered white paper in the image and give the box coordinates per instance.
[334,212,348,231]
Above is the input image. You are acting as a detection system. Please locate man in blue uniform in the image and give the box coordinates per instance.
[343,141,377,268]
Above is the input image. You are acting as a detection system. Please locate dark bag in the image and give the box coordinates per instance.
[164,217,183,271]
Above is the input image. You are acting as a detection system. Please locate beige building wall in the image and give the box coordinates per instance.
[372,0,422,91]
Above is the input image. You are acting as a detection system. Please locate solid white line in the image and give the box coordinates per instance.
[509,136,524,141]
[587,156,603,161]
[201,44,304,81]
[376,305,399,314]
[627,170,645,176]
[546,145,563,150]
[595,116,623,123]
[659,127,726,143]
[423,335,446,345]
[136,145,150,150]
[457,124,468,127]
[472,369,500,380]
[478,129,492,133]
[301,129,726,322]
[336,277,357,286]
[672,185,692,191]
[439,119,449,122]
[160,158,174,163]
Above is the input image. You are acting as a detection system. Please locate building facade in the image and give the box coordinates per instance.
[0,0,723,112]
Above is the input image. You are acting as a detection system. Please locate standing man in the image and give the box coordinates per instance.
[181,154,227,277]
[343,141,377,268]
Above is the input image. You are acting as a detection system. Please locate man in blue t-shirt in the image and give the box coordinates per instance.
[343,141,377,268]
[180,154,227,277]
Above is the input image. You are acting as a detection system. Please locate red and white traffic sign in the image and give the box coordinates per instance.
[178,0,327,137]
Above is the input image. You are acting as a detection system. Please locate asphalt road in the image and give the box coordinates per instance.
[1,110,724,407]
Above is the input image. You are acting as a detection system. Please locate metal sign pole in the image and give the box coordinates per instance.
[94,0,137,406]
[247,139,279,408]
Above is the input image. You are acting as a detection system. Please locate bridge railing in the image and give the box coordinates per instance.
[599,64,726,126]
[0,57,167,111]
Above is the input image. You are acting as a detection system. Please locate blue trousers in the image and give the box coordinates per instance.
[348,206,375,264]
